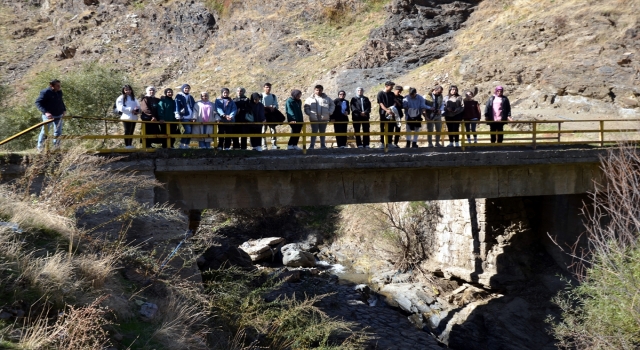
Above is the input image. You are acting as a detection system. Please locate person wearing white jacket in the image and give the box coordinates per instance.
[115,84,140,149]
[303,85,335,149]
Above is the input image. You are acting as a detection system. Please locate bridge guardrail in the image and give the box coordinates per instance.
[1,116,638,153]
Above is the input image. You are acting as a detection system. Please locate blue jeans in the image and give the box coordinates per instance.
[180,121,192,145]
[310,121,328,148]
[38,115,63,149]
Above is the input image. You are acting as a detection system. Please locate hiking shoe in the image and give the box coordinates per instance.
[412,142,419,148]
[293,146,302,150]
[287,145,295,150]
[254,146,263,152]
[358,145,363,148]
[405,141,411,148]
[447,143,453,147]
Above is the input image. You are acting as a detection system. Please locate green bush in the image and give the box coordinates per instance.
[0,62,136,150]
[549,245,640,349]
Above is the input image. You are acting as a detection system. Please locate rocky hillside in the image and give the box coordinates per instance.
[1,0,638,117]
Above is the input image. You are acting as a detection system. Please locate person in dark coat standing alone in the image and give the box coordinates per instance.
[331,90,350,148]
[350,87,371,148]
[35,79,67,151]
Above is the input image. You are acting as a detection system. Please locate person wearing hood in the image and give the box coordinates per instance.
[233,87,251,150]
[303,85,335,149]
[215,87,238,150]
[402,88,431,148]
[174,84,196,149]
[115,84,140,149]
[349,87,371,148]
[139,86,160,148]
[331,90,350,148]
[192,92,217,149]
[286,89,304,150]
[157,88,177,148]
[442,85,464,147]
[249,92,266,151]
[484,86,512,143]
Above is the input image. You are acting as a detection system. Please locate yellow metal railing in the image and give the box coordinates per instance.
[1,116,639,153]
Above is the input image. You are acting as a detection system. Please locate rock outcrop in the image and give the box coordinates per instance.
[349,0,479,70]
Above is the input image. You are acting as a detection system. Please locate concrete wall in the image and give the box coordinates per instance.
[154,163,600,209]
[424,195,589,289]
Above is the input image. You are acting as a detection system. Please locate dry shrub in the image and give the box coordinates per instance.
[17,296,111,350]
[549,144,640,349]
[0,188,76,238]
[369,202,439,272]
[75,252,119,289]
[13,146,161,218]
[149,287,211,349]
[19,252,77,301]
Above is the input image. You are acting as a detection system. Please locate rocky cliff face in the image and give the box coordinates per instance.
[349,0,479,70]
[1,0,217,87]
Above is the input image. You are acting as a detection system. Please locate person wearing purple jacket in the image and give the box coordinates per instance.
[215,88,238,150]
[35,79,67,151]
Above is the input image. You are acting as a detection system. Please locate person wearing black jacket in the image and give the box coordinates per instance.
[35,79,67,151]
[139,86,161,148]
[484,86,512,143]
[377,81,397,148]
[331,90,350,148]
[350,87,371,148]
[391,85,404,147]
[234,87,251,149]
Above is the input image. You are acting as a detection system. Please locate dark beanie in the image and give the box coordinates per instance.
[251,92,262,101]
[291,89,302,98]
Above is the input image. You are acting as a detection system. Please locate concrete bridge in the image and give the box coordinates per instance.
[0,147,605,209]
[130,147,603,209]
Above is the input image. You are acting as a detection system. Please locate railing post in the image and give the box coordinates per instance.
[44,121,50,153]
[302,122,307,155]
[166,121,171,149]
[557,122,561,143]
[532,122,537,150]
[384,121,388,153]
[213,123,218,149]
[140,120,146,149]
[461,120,466,151]
[599,120,604,147]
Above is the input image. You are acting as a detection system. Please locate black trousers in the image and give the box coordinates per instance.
[218,124,234,149]
[490,122,505,143]
[142,122,161,148]
[445,114,463,143]
[157,123,169,148]
[168,123,180,148]
[245,124,262,148]
[230,124,241,149]
[380,121,400,145]
[122,121,136,147]
[353,118,370,147]
[334,120,348,147]
[288,123,303,146]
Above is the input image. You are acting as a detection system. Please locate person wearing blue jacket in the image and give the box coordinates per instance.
[174,84,196,149]
[35,79,67,151]
[402,88,431,148]
[215,88,238,150]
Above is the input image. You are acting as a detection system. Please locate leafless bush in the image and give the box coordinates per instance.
[549,144,640,349]
[370,202,439,272]
[576,144,640,278]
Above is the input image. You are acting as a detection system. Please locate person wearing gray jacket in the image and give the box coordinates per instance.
[303,85,335,149]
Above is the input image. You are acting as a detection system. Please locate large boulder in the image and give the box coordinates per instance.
[197,243,254,272]
[281,243,316,267]
[239,237,285,262]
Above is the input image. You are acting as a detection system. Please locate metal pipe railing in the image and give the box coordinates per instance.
[1,116,638,152]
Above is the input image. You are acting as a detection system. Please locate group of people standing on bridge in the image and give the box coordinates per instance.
[34,79,512,151]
